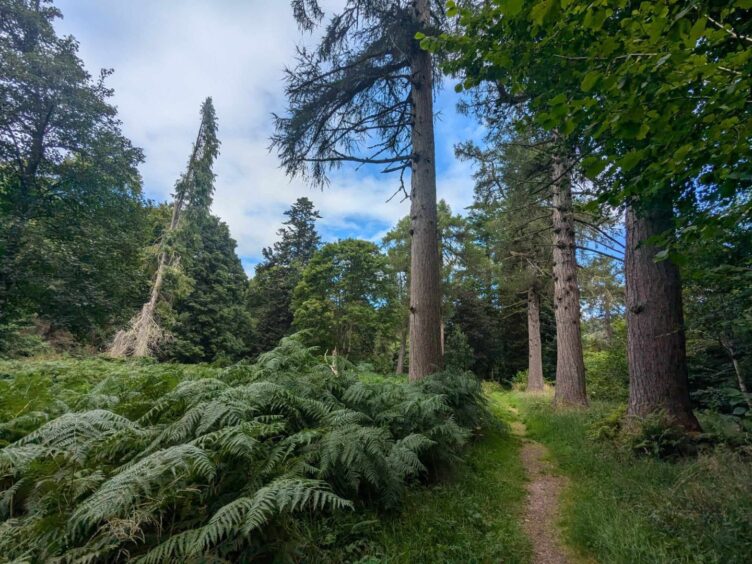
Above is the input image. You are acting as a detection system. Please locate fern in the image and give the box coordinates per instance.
[69,444,216,540]
[0,339,489,561]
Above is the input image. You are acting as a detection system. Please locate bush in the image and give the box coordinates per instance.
[589,408,697,460]
[510,370,527,391]
[0,336,488,561]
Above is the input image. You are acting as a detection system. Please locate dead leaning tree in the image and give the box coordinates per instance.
[109,98,219,357]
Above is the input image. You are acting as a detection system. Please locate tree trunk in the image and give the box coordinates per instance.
[527,285,545,392]
[551,154,588,406]
[603,295,614,344]
[625,203,700,431]
[720,337,752,410]
[407,0,443,381]
[395,323,407,375]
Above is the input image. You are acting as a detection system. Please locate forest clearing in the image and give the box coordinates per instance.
[1,0,751,562]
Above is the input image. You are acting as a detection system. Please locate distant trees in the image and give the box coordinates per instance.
[248,197,321,354]
[459,134,555,392]
[274,0,445,380]
[292,239,398,363]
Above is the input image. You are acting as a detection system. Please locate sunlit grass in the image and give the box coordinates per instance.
[368,387,530,563]
[508,391,752,564]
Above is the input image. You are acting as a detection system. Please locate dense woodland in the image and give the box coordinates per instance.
[0,0,750,562]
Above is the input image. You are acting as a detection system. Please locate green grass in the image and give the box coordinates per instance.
[321,385,530,563]
[503,391,752,564]
[298,384,530,563]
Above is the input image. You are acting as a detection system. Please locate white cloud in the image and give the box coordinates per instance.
[54,0,476,274]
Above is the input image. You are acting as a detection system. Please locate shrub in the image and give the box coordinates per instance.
[589,408,695,460]
[0,336,487,561]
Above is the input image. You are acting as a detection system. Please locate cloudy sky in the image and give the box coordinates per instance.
[54,0,480,274]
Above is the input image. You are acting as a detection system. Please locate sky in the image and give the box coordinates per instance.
[53,0,481,274]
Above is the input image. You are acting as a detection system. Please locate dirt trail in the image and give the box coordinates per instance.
[510,411,571,564]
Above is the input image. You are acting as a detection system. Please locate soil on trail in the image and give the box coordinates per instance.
[511,415,570,564]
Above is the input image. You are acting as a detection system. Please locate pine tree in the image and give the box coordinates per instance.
[459,135,555,391]
[166,215,253,362]
[274,0,445,380]
[110,98,219,357]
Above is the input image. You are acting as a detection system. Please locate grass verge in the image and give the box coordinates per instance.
[503,391,752,564]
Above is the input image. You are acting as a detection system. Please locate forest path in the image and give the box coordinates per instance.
[508,405,571,564]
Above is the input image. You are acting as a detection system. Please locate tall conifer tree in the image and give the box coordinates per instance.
[110,98,219,357]
[274,0,444,380]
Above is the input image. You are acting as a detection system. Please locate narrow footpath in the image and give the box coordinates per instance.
[509,407,571,564]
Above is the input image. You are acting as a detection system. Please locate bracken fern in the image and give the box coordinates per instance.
[0,336,487,561]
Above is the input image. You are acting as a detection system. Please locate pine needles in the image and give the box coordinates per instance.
[0,336,488,561]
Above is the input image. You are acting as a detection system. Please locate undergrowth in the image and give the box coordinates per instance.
[0,336,489,562]
[506,392,752,564]
[304,384,530,563]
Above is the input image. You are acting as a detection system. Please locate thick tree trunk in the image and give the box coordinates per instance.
[526,285,545,392]
[395,324,407,375]
[407,0,443,381]
[551,154,588,406]
[625,203,700,431]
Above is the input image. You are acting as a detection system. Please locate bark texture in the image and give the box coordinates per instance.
[407,0,443,381]
[551,155,587,406]
[527,285,545,392]
[625,204,700,431]
[395,324,407,375]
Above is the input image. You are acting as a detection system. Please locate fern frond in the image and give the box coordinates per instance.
[69,444,215,539]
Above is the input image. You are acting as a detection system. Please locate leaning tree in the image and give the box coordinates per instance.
[110,98,219,357]
[273,0,445,380]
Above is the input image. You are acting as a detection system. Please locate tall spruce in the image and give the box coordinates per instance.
[166,214,252,363]
[274,0,444,380]
[550,151,588,406]
[110,98,219,357]
[459,135,555,392]
[248,197,321,353]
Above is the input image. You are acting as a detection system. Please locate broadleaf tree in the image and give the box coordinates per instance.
[0,0,146,346]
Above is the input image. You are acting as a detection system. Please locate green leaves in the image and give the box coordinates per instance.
[580,70,600,92]
[503,0,524,17]
[618,150,645,172]
[582,156,608,179]
[530,0,555,25]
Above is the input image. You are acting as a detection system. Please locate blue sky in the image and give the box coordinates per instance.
[53,0,480,274]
